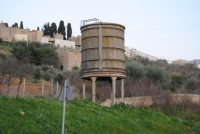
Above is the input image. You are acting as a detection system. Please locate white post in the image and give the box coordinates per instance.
[51,79,53,96]
[23,78,25,97]
[57,81,59,96]
[42,81,44,96]
[90,77,97,102]
[111,77,117,106]
[121,78,124,102]
[82,79,85,99]
[62,81,67,134]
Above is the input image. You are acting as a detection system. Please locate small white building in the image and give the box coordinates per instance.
[54,39,75,49]
[188,59,200,68]
[40,37,49,44]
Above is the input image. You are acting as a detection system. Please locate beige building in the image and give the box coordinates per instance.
[172,59,188,65]
[28,30,42,42]
[71,35,81,49]
[125,46,158,61]
[0,22,30,42]
[40,37,49,44]
[56,47,81,71]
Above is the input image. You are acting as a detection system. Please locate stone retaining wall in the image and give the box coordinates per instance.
[101,94,200,107]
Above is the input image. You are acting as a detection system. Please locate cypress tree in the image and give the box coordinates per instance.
[20,21,23,29]
[37,27,39,30]
[41,22,51,35]
[12,23,18,28]
[4,23,8,27]
[51,22,57,37]
[58,20,66,40]
[67,23,72,40]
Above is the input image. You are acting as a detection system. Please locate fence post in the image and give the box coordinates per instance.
[23,78,25,97]
[42,81,44,96]
[57,81,59,96]
[51,79,53,96]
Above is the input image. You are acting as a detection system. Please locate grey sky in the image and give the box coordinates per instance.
[1,0,199,61]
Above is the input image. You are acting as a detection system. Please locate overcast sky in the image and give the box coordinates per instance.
[1,0,200,61]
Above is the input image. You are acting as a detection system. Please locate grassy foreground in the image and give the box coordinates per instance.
[0,97,200,134]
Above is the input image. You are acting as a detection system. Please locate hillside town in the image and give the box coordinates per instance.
[1,21,199,69]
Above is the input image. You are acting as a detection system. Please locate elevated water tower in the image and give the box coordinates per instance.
[80,19,126,105]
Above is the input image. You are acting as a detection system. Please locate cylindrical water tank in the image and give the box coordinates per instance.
[80,22,125,79]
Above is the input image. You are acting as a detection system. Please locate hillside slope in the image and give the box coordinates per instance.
[0,97,200,134]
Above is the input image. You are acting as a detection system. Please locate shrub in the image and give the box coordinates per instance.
[42,68,57,81]
[133,55,151,65]
[171,74,184,87]
[185,78,197,92]
[54,73,64,84]
[72,66,80,71]
[125,61,144,78]
[145,65,166,82]
[33,66,42,80]
[41,64,49,72]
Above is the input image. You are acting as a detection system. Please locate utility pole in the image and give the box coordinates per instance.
[62,81,67,134]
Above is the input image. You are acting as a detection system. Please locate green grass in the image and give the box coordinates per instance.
[0,97,200,134]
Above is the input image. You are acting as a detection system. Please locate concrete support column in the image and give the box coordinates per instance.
[82,79,85,99]
[121,78,124,102]
[90,77,97,102]
[111,76,117,106]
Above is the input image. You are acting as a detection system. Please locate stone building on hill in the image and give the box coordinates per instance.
[71,35,81,49]
[56,47,81,71]
[0,22,30,42]
[172,59,188,65]
[188,59,200,68]
[125,46,158,61]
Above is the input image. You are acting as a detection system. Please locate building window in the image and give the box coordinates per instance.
[64,45,66,48]
[60,65,63,71]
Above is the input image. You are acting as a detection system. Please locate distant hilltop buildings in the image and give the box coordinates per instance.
[0,21,199,69]
[0,22,76,49]
[0,22,81,71]
[124,46,158,61]
[171,59,200,68]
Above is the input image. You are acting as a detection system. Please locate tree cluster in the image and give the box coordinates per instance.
[41,21,72,40]
[12,23,18,28]
[42,22,58,38]
[11,21,23,29]
[11,41,58,66]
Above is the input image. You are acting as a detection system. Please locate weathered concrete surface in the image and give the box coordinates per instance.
[101,94,200,107]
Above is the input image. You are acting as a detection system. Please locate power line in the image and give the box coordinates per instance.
[126,25,200,33]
